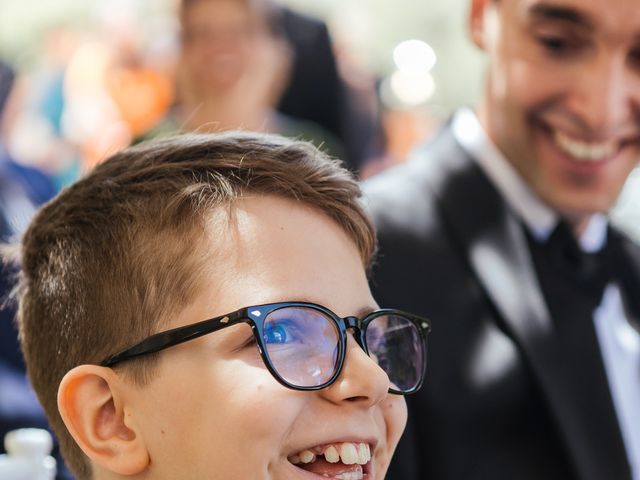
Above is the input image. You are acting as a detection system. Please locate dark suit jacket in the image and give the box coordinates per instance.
[363,123,638,480]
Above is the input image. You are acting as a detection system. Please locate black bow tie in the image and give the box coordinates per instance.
[543,221,611,305]
[540,221,640,323]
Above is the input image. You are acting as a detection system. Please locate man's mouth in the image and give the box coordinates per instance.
[550,127,628,163]
[553,130,617,162]
[288,442,372,480]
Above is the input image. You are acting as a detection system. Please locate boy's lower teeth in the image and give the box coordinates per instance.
[330,468,364,480]
[299,458,364,479]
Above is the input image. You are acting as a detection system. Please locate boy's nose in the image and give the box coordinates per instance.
[320,335,390,407]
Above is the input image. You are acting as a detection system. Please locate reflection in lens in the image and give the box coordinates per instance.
[263,307,340,387]
[366,314,423,392]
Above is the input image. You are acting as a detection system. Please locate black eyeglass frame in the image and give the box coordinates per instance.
[100,301,431,395]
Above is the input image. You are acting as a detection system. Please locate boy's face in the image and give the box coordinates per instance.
[123,196,407,479]
[473,0,640,223]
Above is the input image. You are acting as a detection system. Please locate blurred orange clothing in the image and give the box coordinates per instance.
[107,66,173,137]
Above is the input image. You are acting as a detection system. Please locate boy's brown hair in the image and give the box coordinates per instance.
[13,132,375,479]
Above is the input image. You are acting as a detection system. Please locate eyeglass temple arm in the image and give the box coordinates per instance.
[100,309,247,367]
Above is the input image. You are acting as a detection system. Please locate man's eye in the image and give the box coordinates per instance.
[536,34,591,58]
[539,35,569,52]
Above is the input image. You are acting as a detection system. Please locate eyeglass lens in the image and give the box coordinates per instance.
[261,307,423,392]
[365,314,424,392]
[263,307,340,387]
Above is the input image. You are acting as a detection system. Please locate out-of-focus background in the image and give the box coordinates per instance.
[0,0,482,178]
[0,0,636,236]
[0,4,491,477]
[0,1,638,478]
[1,0,485,108]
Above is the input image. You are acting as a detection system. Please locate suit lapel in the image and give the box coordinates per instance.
[413,126,551,339]
[414,124,631,479]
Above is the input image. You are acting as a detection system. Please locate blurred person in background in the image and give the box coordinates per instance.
[0,59,69,478]
[5,25,82,191]
[277,6,382,171]
[0,63,55,207]
[364,0,640,479]
[62,3,174,170]
[142,0,345,165]
[142,0,379,172]
[173,0,297,133]
[6,7,175,185]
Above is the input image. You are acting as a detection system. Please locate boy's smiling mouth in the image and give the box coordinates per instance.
[288,442,372,479]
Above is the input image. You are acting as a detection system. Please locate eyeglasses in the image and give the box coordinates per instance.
[100,301,431,395]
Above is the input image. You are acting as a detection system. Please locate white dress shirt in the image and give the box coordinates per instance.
[452,108,640,479]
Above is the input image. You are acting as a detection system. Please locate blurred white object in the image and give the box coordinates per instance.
[0,429,57,479]
[393,39,437,74]
[380,40,438,109]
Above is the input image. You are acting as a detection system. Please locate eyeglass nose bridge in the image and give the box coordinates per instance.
[341,315,367,351]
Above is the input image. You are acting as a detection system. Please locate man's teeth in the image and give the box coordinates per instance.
[291,442,371,466]
[553,130,616,162]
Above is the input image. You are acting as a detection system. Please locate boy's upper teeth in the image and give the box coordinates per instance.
[290,442,371,466]
[553,130,616,161]
[299,450,315,463]
[325,445,340,463]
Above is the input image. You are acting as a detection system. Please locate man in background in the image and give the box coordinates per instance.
[364,0,640,478]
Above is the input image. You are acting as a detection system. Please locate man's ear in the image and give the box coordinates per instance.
[469,0,492,49]
[58,365,150,476]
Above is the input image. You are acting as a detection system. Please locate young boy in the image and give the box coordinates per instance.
[13,132,430,479]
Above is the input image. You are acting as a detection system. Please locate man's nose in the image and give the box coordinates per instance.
[568,54,640,135]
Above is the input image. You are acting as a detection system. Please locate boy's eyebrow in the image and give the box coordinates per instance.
[292,298,377,319]
[356,305,379,318]
[526,2,595,31]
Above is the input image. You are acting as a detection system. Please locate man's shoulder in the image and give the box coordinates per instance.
[362,157,438,236]
[362,126,462,232]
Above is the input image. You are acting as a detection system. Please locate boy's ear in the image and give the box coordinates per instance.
[58,365,150,476]
[469,0,492,49]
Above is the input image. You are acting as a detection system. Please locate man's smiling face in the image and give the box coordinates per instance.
[472,0,640,224]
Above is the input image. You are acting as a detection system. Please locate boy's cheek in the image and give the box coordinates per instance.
[370,396,407,480]
[386,395,408,447]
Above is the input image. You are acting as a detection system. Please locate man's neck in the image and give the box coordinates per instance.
[452,107,607,250]
[474,105,601,238]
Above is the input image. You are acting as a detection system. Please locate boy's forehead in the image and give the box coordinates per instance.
[195,195,369,315]
[202,195,329,263]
